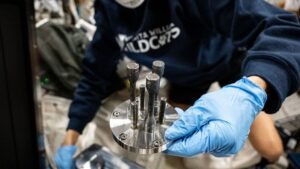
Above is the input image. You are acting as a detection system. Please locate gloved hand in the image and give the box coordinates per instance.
[54,145,77,169]
[164,77,267,157]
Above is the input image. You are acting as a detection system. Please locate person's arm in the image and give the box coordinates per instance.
[62,130,80,145]
[249,111,283,162]
[165,0,300,157]
[64,1,123,143]
[201,0,300,113]
[248,76,268,90]
[55,1,123,168]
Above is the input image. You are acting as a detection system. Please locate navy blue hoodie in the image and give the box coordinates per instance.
[68,0,300,133]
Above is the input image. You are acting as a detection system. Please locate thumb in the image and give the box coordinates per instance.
[164,123,211,157]
[165,107,203,141]
[175,107,184,116]
[165,121,239,157]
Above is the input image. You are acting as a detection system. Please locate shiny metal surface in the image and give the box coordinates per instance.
[110,99,179,154]
[127,62,139,102]
[152,60,165,78]
[152,60,165,117]
[139,84,145,112]
[145,73,160,133]
[111,60,178,154]
[159,97,167,124]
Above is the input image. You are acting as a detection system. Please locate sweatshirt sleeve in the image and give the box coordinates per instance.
[199,0,300,113]
[67,1,123,133]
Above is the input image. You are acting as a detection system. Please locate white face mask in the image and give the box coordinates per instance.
[115,0,145,9]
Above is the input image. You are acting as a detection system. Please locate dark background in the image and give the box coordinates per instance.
[0,0,39,169]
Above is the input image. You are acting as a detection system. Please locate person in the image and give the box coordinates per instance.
[168,99,283,168]
[54,0,300,168]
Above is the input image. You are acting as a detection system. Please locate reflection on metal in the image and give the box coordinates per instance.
[139,84,145,112]
[152,60,165,117]
[110,61,179,154]
[110,100,178,154]
[159,97,167,124]
[75,144,144,169]
[127,62,139,103]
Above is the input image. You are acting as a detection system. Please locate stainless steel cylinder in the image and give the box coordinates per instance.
[152,60,165,78]
[159,97,167,124]
[127,62,139,102]
[110,62,179,154]
[139,84,145,112]
[144,73,160,133]
[131,102,138,129]
[110,100,179,154]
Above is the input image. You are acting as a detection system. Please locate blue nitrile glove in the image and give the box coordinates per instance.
[54,145,77,169]
[164,77,267,157]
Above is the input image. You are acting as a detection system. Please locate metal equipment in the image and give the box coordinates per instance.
[127,62,140,103]
[75,144,143,169]
[109,61,179,154]
[152,60,165,117]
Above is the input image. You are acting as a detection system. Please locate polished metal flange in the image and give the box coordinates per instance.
[109,99,179,154]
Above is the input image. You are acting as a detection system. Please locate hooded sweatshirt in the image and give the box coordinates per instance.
[68,0,300,133]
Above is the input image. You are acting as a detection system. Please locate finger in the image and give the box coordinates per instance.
[164,125,210,157]
[165,107,190,141]
[175,107,184,116]
[165,107,205,141]
[166,121,238,157]
[54,146,77,169]
[54,153,63,169]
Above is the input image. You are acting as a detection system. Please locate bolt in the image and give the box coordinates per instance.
[119,133,127,140]
[153,140,162,147]
[131,102,138,129]
[113,111,120,117]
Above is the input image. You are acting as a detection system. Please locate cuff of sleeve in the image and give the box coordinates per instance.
[67,117,88,134]
[243,59,291,113]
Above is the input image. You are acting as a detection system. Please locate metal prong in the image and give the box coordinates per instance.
[139,84,145,112]
[144,73,160,133]
[152,60,165,117]
[158,97,167,124]
[131,102,138,129]
[127,62,140,102]
[154,100,159,118]
[152,60,165,78]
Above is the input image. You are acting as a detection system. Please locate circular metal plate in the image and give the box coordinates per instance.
[110,99,179,154]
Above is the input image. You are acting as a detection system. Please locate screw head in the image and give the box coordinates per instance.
[119,133,127,140]
[153,140,162,147]
[113,111,120,117]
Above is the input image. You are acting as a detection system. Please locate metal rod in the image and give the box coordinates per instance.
[152,60,165,117]
[127,62,140,103]
[154,101,159,118]
[131,102,138,129]
[158,97,167,124]
[152,60,165,78]
[144,73,160,133]
[139,84,145,112]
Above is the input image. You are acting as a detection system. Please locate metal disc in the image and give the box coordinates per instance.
[110,99,179,154]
